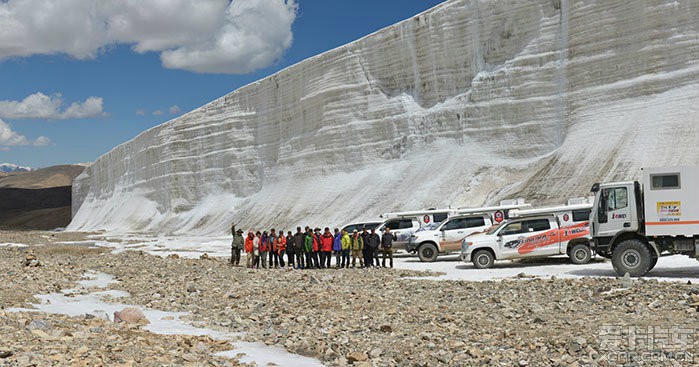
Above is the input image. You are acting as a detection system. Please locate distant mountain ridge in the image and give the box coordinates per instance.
[0,163,32,173]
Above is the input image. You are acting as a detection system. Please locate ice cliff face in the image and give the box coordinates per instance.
[69,0,699,235]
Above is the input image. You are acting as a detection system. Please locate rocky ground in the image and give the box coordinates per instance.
[2,230,699,366]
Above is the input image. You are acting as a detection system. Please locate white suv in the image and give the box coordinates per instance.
[407,214,493,262]
[375,217,420,250]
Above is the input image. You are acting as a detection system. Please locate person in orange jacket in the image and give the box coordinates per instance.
[276,231,286,268]
[245,231,255,268]
[320,227,334,268]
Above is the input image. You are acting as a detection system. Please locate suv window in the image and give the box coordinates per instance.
[442,218,466,230]
[464,217,486,228]
[432,213,448,223]
[399,219,414,229]
[524,219,551,232]
[384,220,400,231]
[501,222,524,235]
[572,209,591,222]
[606,187,628,211]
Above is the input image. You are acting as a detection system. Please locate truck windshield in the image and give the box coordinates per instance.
[486,222,507,235]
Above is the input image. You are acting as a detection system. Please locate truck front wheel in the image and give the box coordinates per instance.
[472,250,494,269]
[418,243,439,262]
[569,244,592,264]
[612,239,653,277]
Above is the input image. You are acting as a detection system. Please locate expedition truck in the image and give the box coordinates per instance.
[589,166,699,277]
[460,200,593,269]
[405,200,531,262]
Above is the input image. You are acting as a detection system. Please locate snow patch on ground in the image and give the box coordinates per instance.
[216,343,325,367]
[0,243,28,248]
[7,271,325,367]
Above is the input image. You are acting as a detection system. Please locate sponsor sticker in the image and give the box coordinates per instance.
[563,213,570,222]
[423,215,430,224]
[494,210,504,223]
[657,201,681,220]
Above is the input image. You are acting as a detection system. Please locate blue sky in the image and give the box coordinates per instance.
[0,0,445,168]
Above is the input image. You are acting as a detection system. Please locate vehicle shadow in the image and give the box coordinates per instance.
[452,257,607,270]
[566,266,699,279]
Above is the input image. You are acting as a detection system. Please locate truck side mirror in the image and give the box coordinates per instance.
[591,183,600,193]
[598,190,608,224]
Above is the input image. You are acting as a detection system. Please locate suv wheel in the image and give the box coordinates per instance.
[472,250,494,269]
[569,244,591,264]
[418,243,438,262]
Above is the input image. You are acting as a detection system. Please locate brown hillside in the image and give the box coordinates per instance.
[0,164,86,230]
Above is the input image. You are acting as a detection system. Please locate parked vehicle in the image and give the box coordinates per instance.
[406,200,532,262]
[460,200,593,269]
[374,217,421,251]
[590,166,699,277]
[380,209,452,227]
[341,221,382,234]
[408,214,493,262]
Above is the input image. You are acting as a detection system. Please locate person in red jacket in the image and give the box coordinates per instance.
[320,227,334,268]
[276,231,286,268]
[245,231,255,268]
[312,228,322,269]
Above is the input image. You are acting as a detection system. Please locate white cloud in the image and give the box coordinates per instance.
[152,110,164,116]
[0,93,104,120]
[0,118,51,147]
[169,105,181,115]
[136,109,146,116]
[0,0,298,74]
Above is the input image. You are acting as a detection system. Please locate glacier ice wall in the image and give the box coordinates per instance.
[69,0,699,235]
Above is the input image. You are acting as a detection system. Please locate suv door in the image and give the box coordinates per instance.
[518,218,559,256]
[497,220,527,259]
[440,216,489,252]
[392,219,417,247]
[497,218,558,259]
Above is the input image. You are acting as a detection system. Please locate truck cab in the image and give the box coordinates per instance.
[589,181,643,255]
[407,214,492,262]
[590,166,699,277]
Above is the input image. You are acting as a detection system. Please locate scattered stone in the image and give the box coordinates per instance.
[379,325,392,332]
[27,319,51,331]
[114,307,149,324]
[22,252,41,267]
[0,350,13,358]
[620,272,632,288]
[200,253,210,260]
[346,351,368,363]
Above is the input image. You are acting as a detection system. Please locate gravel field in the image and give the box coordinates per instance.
[2,230,699,366]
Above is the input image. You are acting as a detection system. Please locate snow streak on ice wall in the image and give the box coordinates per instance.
[70,0,699,235]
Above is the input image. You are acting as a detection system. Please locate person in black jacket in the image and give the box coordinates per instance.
[365,228,381,268]
[294,227,306,269]
[286,231,295,268]
[381,227,397,268]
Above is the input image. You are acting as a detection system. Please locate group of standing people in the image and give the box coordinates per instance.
[229,225,396,269]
